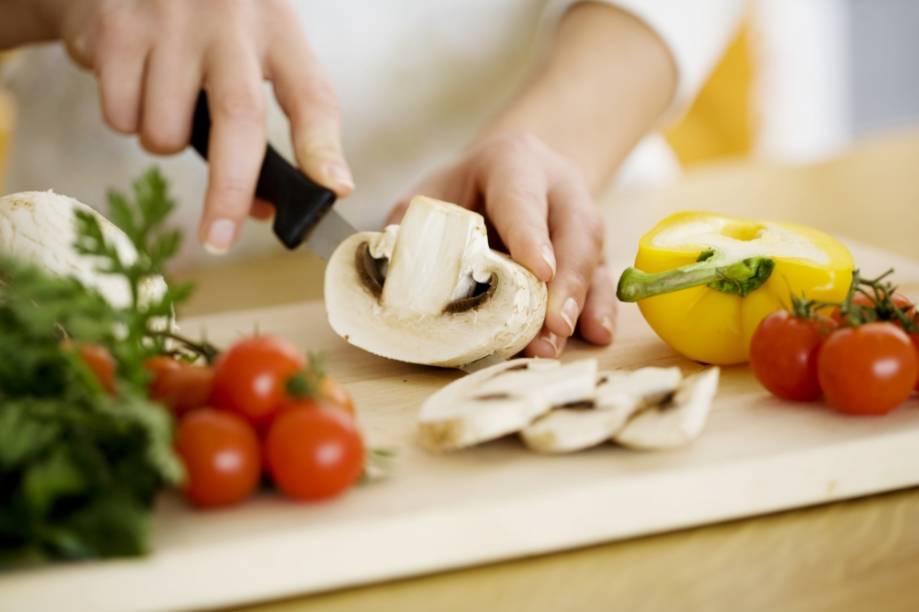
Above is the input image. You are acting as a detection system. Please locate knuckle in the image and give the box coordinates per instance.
[95,4,134,37]
[555,154,583,177]
[210,181,252,215]
[141,121,188,154]
[571,205,603,243]
[499,183,543,208]
[93,6,143,55]
[207,0,248,16]
[213,88,265,121]
[263,0,296,18]
[153,0,185,19]
[564,268,592,294]
[476,133,541,166]
[302,80,340,114]
[499,132,544,155]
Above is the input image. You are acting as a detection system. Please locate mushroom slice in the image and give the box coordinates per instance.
[324,195,547,368]
[613,367,720,450]
[418,358,597,452]
[0,190,166,308]
[521,367,682,454]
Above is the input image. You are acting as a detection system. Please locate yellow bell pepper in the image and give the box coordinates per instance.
[617,212,854,365]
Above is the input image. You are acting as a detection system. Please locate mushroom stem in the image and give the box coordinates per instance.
[381,199,485,315]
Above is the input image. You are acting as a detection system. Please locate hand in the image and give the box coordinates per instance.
[41,0,352,252]
[387,133,617,358]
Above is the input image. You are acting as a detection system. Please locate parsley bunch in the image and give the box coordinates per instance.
[0,168,191,563]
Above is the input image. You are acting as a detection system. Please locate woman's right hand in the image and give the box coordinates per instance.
[40,0,353,253]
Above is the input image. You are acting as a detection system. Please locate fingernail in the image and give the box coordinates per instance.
[537,332,560,357]
[322,161,354,193]
[540,244,557,279]
[559,297,579,336]
[203,218,237,255]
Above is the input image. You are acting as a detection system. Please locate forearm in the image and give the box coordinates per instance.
[478,2,677,194]
[0,1,58,49]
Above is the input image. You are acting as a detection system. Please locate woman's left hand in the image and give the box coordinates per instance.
[386,133,617,358]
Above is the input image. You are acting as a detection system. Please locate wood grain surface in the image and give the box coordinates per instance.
[169,129,919,612]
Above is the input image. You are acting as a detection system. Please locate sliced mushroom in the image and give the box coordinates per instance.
[418,358,597,451]
[521,367,682,454]
[0,190,165,308]
[613,367,720,450]
[324,196,547,368]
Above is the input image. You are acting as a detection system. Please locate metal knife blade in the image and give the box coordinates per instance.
[303,206,357,261]
[189,91,357,260]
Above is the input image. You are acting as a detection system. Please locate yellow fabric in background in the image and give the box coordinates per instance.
[0,51,15,192]
[666,24,754,166]
[0,89,13,193]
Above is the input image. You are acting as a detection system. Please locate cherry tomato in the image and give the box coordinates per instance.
[911,331,919,392]
[817,322,919,416]
[146,355,182,378]
[750,311,835,401]
[146,357,215,417]
[831,292,914,325]
[317,376,355,416]
[265,405,364,501]
[175,408,261,508]
[210,336,305,428]
[79,344,116,394]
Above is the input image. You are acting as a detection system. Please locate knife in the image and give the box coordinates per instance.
[189,91,356,259]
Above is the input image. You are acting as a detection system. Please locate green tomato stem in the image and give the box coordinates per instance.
[616,252,775,302]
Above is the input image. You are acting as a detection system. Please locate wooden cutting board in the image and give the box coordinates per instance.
[4,242,919,612]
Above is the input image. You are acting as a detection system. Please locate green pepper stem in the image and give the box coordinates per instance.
[616,253,775,302]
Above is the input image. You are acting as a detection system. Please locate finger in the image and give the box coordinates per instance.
[578,263,617,345]
[198,42,266,254]
[481,162,555,282]
[266,22,353,195]
[385,201,408,226]
[385,163,473,227]
[93,27,150,134]
[250,197,275,220]
[139,38,203,154]
[543,179,603,338]
[523,328,568,359]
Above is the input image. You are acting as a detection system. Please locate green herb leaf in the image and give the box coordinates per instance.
[0,167,194,564]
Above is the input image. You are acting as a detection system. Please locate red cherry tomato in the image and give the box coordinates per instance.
[750,311,836,401]
[146,357,214,417]
[210,336,305,428]
[175,409,261,508]
[817,322,919,416]
[146,355,182,378]
[911,332,919,391]
[265,405,364,501]
[79,344,117,394]
[831,292,914,325]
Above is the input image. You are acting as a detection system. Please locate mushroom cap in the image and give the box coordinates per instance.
[613,367,720,450]
[521,408,623,454]
[0,190,166,308]
[418,358,597,451]
[324,196,547,367]
[521,367,683,454]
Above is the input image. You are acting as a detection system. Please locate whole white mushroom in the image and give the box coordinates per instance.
[0,190,166,307]
[324,196,548,368]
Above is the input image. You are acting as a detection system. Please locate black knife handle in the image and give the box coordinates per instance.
[189,91,337,250]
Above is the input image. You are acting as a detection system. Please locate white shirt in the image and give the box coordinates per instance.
[2,0,743,266]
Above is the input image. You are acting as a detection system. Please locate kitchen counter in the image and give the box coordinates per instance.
[172,128,919,612]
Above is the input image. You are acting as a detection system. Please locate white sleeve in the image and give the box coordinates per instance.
[542,0,748,121]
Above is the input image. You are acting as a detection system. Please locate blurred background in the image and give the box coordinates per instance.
[1,0,918,258]
[671,0,919,165]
